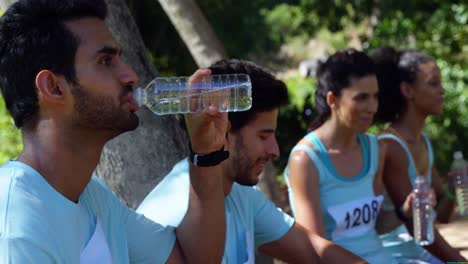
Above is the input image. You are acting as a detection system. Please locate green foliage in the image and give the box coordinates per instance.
[369,3,467,64]
[197,0,280,57]
[126,0,466,175]
[1,0,465,174]
[425,60,468,173]
[263,1,468,174]
[0,96,22,163]
[275,75,316,170]
[366,2,468,173]
[262,4,315,45]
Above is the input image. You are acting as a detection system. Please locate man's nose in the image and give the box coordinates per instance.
[120,61,138,86]
[266,138,280,159]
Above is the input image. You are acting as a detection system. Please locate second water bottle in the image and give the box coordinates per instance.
[412,176,435,246]
[134,74,252,115]
[451,151,468,216]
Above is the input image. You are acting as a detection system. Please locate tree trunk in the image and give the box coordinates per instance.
[157,0,227,68]
[96,0,188,209]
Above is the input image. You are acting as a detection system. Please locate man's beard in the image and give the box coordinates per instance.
[71,84,139,133]
[231,135,269,186]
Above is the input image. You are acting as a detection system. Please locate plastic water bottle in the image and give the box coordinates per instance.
[134,74,252,115]
[412,176,435,246]
[451,151,468,216]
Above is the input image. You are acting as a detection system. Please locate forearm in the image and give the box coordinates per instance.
[424,229,466,262]
[176,164,226,263]
[309,233,367,264]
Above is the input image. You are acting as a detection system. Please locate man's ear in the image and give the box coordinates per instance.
[35,70,66,104]
[326,91,336,109]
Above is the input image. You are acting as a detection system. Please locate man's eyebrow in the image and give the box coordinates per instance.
[96,46,122,56]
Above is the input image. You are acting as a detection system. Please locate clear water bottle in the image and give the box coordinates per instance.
[451,151,468,216]
[412,176,435,246]
[134,74,252,115]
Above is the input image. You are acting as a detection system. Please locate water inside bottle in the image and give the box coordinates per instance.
[456,186,468,216]
[413,199,434,246]
[413,176,434,246]
[151,74,252,115]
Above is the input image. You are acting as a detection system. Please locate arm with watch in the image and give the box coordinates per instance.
[170,69,229,263]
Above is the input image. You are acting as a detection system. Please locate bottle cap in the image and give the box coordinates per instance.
[454,151,463,160]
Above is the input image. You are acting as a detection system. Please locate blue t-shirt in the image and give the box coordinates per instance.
[0,160,176,264]
[137,158,295,264]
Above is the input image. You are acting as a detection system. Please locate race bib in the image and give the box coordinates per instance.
[327,195,383,241]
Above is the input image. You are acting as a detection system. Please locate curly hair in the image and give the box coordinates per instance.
[310,48,375,130]
[209,59,289,131]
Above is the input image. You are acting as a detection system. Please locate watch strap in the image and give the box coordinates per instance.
[189,143,229,167]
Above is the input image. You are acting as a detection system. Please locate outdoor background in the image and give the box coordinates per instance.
[0,0,466,184]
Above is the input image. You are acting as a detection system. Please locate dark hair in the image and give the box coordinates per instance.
[209,59,289,131]
[310,48,375,130]
[370,47,434,123]
[0,0,107,129]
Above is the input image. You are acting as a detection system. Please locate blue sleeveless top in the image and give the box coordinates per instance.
[284,132,394,263]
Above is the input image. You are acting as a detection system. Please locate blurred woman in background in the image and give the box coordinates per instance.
[284,49,398,263]
[371,47,466,262]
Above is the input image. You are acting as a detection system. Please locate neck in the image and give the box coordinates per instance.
[18,121,110,202]
[391,106,427,142]
[315,118,360,151]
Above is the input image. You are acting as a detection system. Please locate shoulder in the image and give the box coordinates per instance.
[231,184,263,200]
[1,236,56,262]
[0,162,51,226]
[232,184,290,219]
[376,138,387,160]
[228,184,273,210]
[289,139,319,169]
[381,137,407,162]
[138,158,190,210]
[288,146,320,184]
[375,132,406,159]
[0,175,57,255]
[0,162,78,252]
[137,159,190,227]
[377,132,411,178]
[84,176,121,208]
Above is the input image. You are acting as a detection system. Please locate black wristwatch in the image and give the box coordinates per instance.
[189,143,229,167]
